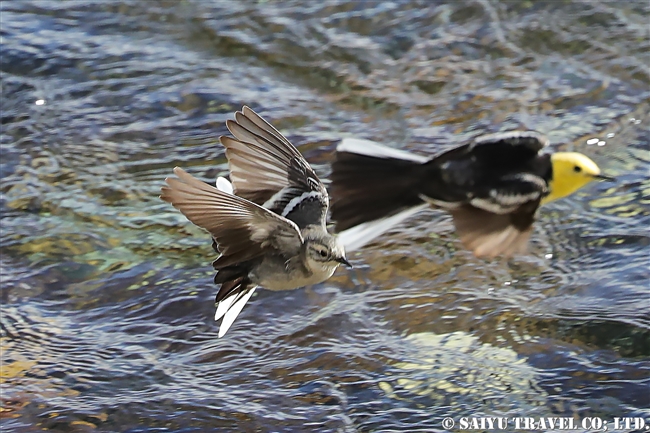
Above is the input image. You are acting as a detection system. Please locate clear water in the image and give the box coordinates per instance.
[1,1,648,431]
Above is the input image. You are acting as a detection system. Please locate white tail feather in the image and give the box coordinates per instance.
[337,138,429,163]
[214,295,236,322]
[337,203,429,252]
[218,286,257,338]
[216,176,234,194]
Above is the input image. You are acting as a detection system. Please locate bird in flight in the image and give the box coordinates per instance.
[330,131,615,258]
[161,107,350,337]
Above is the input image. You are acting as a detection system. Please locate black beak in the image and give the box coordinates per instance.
[593,173,616,182]
[337,256,353,268]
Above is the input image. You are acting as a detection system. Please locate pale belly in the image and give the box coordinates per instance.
[252,258,339,292]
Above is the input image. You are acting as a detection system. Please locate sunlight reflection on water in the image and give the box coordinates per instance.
[1,0,649,431]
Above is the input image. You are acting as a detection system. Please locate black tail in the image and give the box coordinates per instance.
[330,151,425,231]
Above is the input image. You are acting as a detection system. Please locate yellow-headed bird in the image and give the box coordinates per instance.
[330,131,615,258]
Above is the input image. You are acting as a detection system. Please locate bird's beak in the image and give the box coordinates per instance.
[336,256,353,268]
[593,173,616,182]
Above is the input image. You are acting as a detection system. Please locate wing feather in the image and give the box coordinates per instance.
[161,167,303,268]
[470,131,549,153]
[220,106,329,227]
[450,200,539,258]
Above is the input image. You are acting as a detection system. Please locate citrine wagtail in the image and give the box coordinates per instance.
[330,131,615,258]
[161,107,350,337]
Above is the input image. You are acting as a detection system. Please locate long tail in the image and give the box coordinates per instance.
[336,203,429,252]
[214,277,258,338]
[330,138,429,231]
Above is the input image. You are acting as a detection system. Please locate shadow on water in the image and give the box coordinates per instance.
[1,0,649,431]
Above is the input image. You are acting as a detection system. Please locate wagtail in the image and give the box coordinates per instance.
[330,131,615,258]
[161,107,350,337]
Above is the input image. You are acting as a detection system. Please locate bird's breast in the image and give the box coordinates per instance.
[252,257,337,291]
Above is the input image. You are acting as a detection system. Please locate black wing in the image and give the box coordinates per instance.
[420,131,551,204]
[424,131,551,257]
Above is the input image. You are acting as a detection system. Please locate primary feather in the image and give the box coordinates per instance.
[220,106,329,227]
[162,107,349,337]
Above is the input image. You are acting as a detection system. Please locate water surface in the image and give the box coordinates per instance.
[1,1,649,431]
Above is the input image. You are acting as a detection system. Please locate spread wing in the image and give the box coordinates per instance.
[161,167,303,268]
[220,106,329,228]
[450,199,541,258]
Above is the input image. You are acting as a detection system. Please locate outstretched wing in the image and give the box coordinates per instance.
[450,198,541,258]
[220,106,329,228]
[161,167,303,268]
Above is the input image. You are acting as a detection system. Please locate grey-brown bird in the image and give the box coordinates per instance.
[161,107,349,337]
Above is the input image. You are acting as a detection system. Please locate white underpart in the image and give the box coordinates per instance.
[218,286,258,338]
[216,177,234,194]
[281,191,322,217]
[337,203,429,252]
[337,138,429,163]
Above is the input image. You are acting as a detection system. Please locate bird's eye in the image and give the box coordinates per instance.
[574,165,582,173]
[319,249,328,257]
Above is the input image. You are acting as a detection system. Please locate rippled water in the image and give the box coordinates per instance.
[1,1,649,431]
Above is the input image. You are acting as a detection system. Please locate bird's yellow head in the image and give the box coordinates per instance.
[543,152,615,204]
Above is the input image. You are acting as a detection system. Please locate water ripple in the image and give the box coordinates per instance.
[2,0,649,431]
